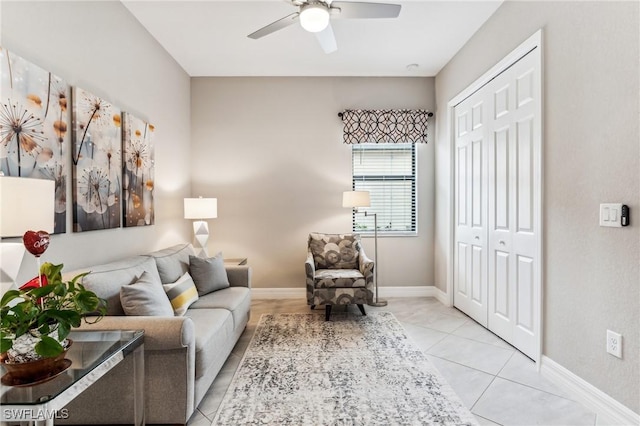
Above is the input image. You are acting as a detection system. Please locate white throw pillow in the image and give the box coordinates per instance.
[163,272,199,316]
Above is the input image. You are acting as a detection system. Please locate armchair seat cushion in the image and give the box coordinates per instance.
[314,269,366,288]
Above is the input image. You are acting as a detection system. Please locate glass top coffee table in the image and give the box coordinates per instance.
[1,329,144,426]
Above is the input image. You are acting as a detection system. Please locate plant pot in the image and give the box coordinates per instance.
[1,339,72,386]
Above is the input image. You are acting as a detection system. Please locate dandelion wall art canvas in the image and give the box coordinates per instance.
[0,47,69,234]
[71,87,121,232]
[123,112,154,227]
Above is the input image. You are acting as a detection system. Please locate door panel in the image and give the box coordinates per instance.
[471,245,483,304]
[494,250,510,319]
[517,117,534,233]
[516,255,534,332]
[494,127,510,230]
[472,139,483,227]
[454,93,488,327]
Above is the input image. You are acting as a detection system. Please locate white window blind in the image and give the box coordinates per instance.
[351,143,416,234]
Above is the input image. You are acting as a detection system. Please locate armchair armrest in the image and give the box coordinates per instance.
[305,250,315,279]
[359,250,374,279]
[226,265,252,288]
[76,315,194,351]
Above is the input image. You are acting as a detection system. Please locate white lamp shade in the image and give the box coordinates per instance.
[184,197,218,219]
[0,177,55,237]
[342,191,371,208]
[299,3,330,33]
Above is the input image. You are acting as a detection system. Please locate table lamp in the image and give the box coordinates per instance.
[184,197,217,258]
[342,190,387,307]
[0,176,55,293]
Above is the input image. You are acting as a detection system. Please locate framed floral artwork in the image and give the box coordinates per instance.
[71,87,121,232]
[122,112,154,227]
[0,47,69,234]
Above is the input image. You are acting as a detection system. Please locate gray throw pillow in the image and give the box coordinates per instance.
[120,271,174,316]
[189,253,230,296]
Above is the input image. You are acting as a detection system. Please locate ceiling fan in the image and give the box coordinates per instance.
[247,0,401,54]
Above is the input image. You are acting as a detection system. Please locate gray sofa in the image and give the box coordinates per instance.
[60,243,251,425]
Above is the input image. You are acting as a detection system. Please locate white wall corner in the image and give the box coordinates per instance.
[540,356,640,425]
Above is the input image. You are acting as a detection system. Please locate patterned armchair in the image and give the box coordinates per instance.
[305,232,374,320]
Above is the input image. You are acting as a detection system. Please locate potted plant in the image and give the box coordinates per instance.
[0,262,106,384]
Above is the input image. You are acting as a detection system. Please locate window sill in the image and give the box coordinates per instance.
[357,231,418,238]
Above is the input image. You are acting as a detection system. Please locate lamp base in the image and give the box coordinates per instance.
[192,221,210,258]
[368,300,388,307]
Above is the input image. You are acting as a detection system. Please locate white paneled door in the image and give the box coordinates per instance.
[454,46,541,359]
[454,91,488,327]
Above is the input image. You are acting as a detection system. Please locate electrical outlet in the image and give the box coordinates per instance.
[606,330,622,358]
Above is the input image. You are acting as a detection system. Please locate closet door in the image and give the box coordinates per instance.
[453,91,488,326]
[487,50,540,359]
[453,45,541,360]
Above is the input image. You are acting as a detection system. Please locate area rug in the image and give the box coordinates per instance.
[212,312,478,425]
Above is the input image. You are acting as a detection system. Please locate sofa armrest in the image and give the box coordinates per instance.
[226,265,252,288]
[76,315,194,351]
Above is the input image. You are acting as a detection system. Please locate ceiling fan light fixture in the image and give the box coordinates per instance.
[299,3,330,33]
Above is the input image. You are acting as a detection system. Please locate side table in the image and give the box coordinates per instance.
[1,330,145,426]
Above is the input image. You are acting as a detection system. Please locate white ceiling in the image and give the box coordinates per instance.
[122,0,503,77]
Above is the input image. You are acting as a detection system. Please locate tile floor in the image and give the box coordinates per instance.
[188,297,599,426]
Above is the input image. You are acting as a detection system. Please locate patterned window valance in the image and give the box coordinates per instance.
[339,109,432,144]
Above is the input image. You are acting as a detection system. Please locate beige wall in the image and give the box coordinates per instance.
[434,1,639,412]
[1,1,192,282]
[191,77,435,289]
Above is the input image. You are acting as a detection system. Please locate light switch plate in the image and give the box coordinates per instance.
[600,203,623,227]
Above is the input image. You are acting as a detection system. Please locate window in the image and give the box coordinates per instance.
[351,143,416,235]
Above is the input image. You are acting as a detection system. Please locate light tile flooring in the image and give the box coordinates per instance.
[188,297,599,426]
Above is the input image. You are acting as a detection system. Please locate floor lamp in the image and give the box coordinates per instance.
[184,197,217,258]
[342,190,387,307]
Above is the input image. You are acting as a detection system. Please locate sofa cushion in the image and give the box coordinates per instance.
[184,308,234,378]
[120,271,174,316]
[189,253,230,295]
[79,256,161,316]
[163,272,199,316]
[148,244,194,284]
[189,287,251,331]
[308,233,360,270]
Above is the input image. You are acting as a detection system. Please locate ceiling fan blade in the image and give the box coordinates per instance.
[247,12,300,39]
[330,1,401,19]
[315,22,337,54]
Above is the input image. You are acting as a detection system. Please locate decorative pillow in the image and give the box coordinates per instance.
[120,271,174,316]
[162,272,199,316]
[189,253,230,296]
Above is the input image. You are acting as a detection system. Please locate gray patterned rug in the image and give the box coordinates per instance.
[212,312,479,425]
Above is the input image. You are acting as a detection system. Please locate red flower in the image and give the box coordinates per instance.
[20,275,48,291]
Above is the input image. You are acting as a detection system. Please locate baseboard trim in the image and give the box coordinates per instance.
[251,286,445,300]
[251,288,305,299]
[540,356,639,425]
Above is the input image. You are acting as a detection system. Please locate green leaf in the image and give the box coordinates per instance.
[53,283,67,297]
[28,285,56,299]
[69,272,90,285]
[0,338,13,353]
[35,335,64,357]
[57,322,70,341]
[44,309,81,327]
[0,290,21,307]
[41,262,64,283]
[75,292,100,313]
